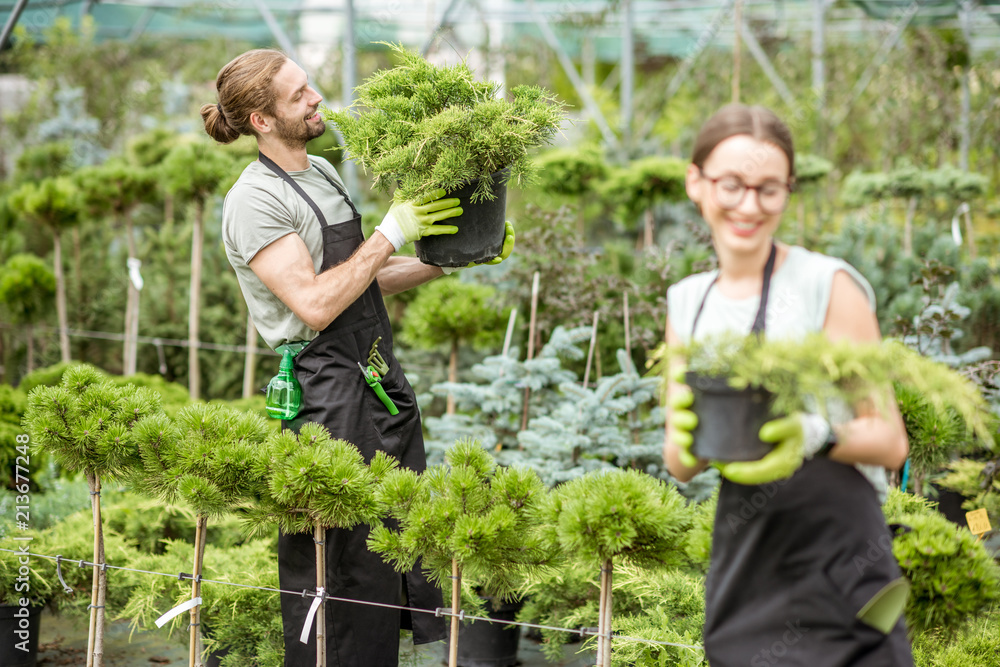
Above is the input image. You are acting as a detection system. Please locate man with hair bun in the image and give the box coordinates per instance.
[203,49,513,666]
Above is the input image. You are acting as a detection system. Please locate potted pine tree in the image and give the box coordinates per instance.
[534,468,693,666]
[322,43,566,267]
[242,423,395,667]
[22,364,162,667]
[656,334,992,463]
[130,403,271,667]
[368,439,553,667]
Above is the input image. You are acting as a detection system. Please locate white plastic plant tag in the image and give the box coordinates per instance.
[299,587,325,644]
[127,257,144,291]
[155,597,202,628]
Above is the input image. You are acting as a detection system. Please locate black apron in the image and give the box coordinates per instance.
[259,152,446,667]
[692,244,914,667]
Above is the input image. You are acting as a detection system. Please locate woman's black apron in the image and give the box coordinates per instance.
[259,152,445,667]
[692,244,914,667]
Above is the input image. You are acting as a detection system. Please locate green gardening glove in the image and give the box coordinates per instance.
[668,366,700,468]
[484,220,516,265]
[441,220,516,274]
[375,189,463,251]
[716,414,805,485]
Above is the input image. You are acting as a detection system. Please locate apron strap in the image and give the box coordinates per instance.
[313,164,360,218]
[258,151,359,226]
[691,242,777,338]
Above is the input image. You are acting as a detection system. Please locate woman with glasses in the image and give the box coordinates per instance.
[663,104,914,666]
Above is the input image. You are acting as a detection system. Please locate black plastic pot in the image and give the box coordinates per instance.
[686,372,775,462]
[414,170,509,268]
[445,596,524,667]
[0,603,43,667]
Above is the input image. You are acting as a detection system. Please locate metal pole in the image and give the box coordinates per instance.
[740,21,796,107]
[421,0,463,56]
[341,0,358,197]
[620,0,634,158]
[959,0,972,171]
[527,0,619,151]
[832,1,920,126]
[0,0,31,53]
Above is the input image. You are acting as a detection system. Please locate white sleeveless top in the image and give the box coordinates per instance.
[667,245,888,500]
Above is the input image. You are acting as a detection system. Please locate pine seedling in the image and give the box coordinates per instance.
[368,439,553,667]
[244,422,395,667]
[534,469,692,667]
[23,363,162,667]
[130,403,270,667]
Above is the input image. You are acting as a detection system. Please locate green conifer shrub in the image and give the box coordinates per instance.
[369,439,552,666]
[244,422,394,666]
[23,363,163,666]
[936,457,1000,530]
[534,468,692,665]
[322,43,566,203]
[882,488,1000,636]
[129,402,272,665]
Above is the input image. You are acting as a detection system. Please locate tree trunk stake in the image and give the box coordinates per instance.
[448,558,461,667]
[189,514,208,667]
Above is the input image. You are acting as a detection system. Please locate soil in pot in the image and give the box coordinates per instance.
[444,595,524,667]
[686,372,776,462]
[0,603,43,667]
[414,170,508,268]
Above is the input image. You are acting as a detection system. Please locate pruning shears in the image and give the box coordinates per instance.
[359,337,399,415]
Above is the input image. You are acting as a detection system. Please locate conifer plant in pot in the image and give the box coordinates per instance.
[322,44,566,267]
[368,439,553,667]
[655,334,993,463]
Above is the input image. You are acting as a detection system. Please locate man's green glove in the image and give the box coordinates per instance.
[668,366,700,468]
[716,414,805,485]
[375,188,463,251]
[441,220,515,274]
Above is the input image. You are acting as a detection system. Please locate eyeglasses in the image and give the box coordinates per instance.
[698,169,793,215]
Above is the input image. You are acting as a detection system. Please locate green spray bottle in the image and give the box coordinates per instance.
[266,344,303,420]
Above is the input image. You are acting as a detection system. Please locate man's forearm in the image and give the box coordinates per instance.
[302,234,396,330]
[376,256,445,295]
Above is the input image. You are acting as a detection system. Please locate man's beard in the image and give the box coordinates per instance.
[274,110,325,150]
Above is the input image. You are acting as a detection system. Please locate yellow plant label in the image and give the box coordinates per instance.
[965,508,992,536]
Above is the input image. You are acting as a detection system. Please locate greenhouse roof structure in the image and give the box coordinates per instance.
[4,1,1000,61]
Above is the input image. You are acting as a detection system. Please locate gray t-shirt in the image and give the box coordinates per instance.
[222,155,355,350]
[667,245,888,500]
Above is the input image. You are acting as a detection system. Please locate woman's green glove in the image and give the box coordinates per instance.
[668,367,700,468]
[375,189,463,251]
[716,414,805,485]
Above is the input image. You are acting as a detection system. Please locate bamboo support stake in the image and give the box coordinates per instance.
[582,311,600,389]
[448,558,461,667]
[963,205,977,259]
[904,195,917,257]
[520,272,540,433]
[315,521,326,667]
[623,292,631,360]
[498,308,517,379]
[86,473,105,667]
[189,515,208,667]
[596,559,614,667]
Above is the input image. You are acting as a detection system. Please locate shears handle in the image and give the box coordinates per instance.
[359,363,399,415]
